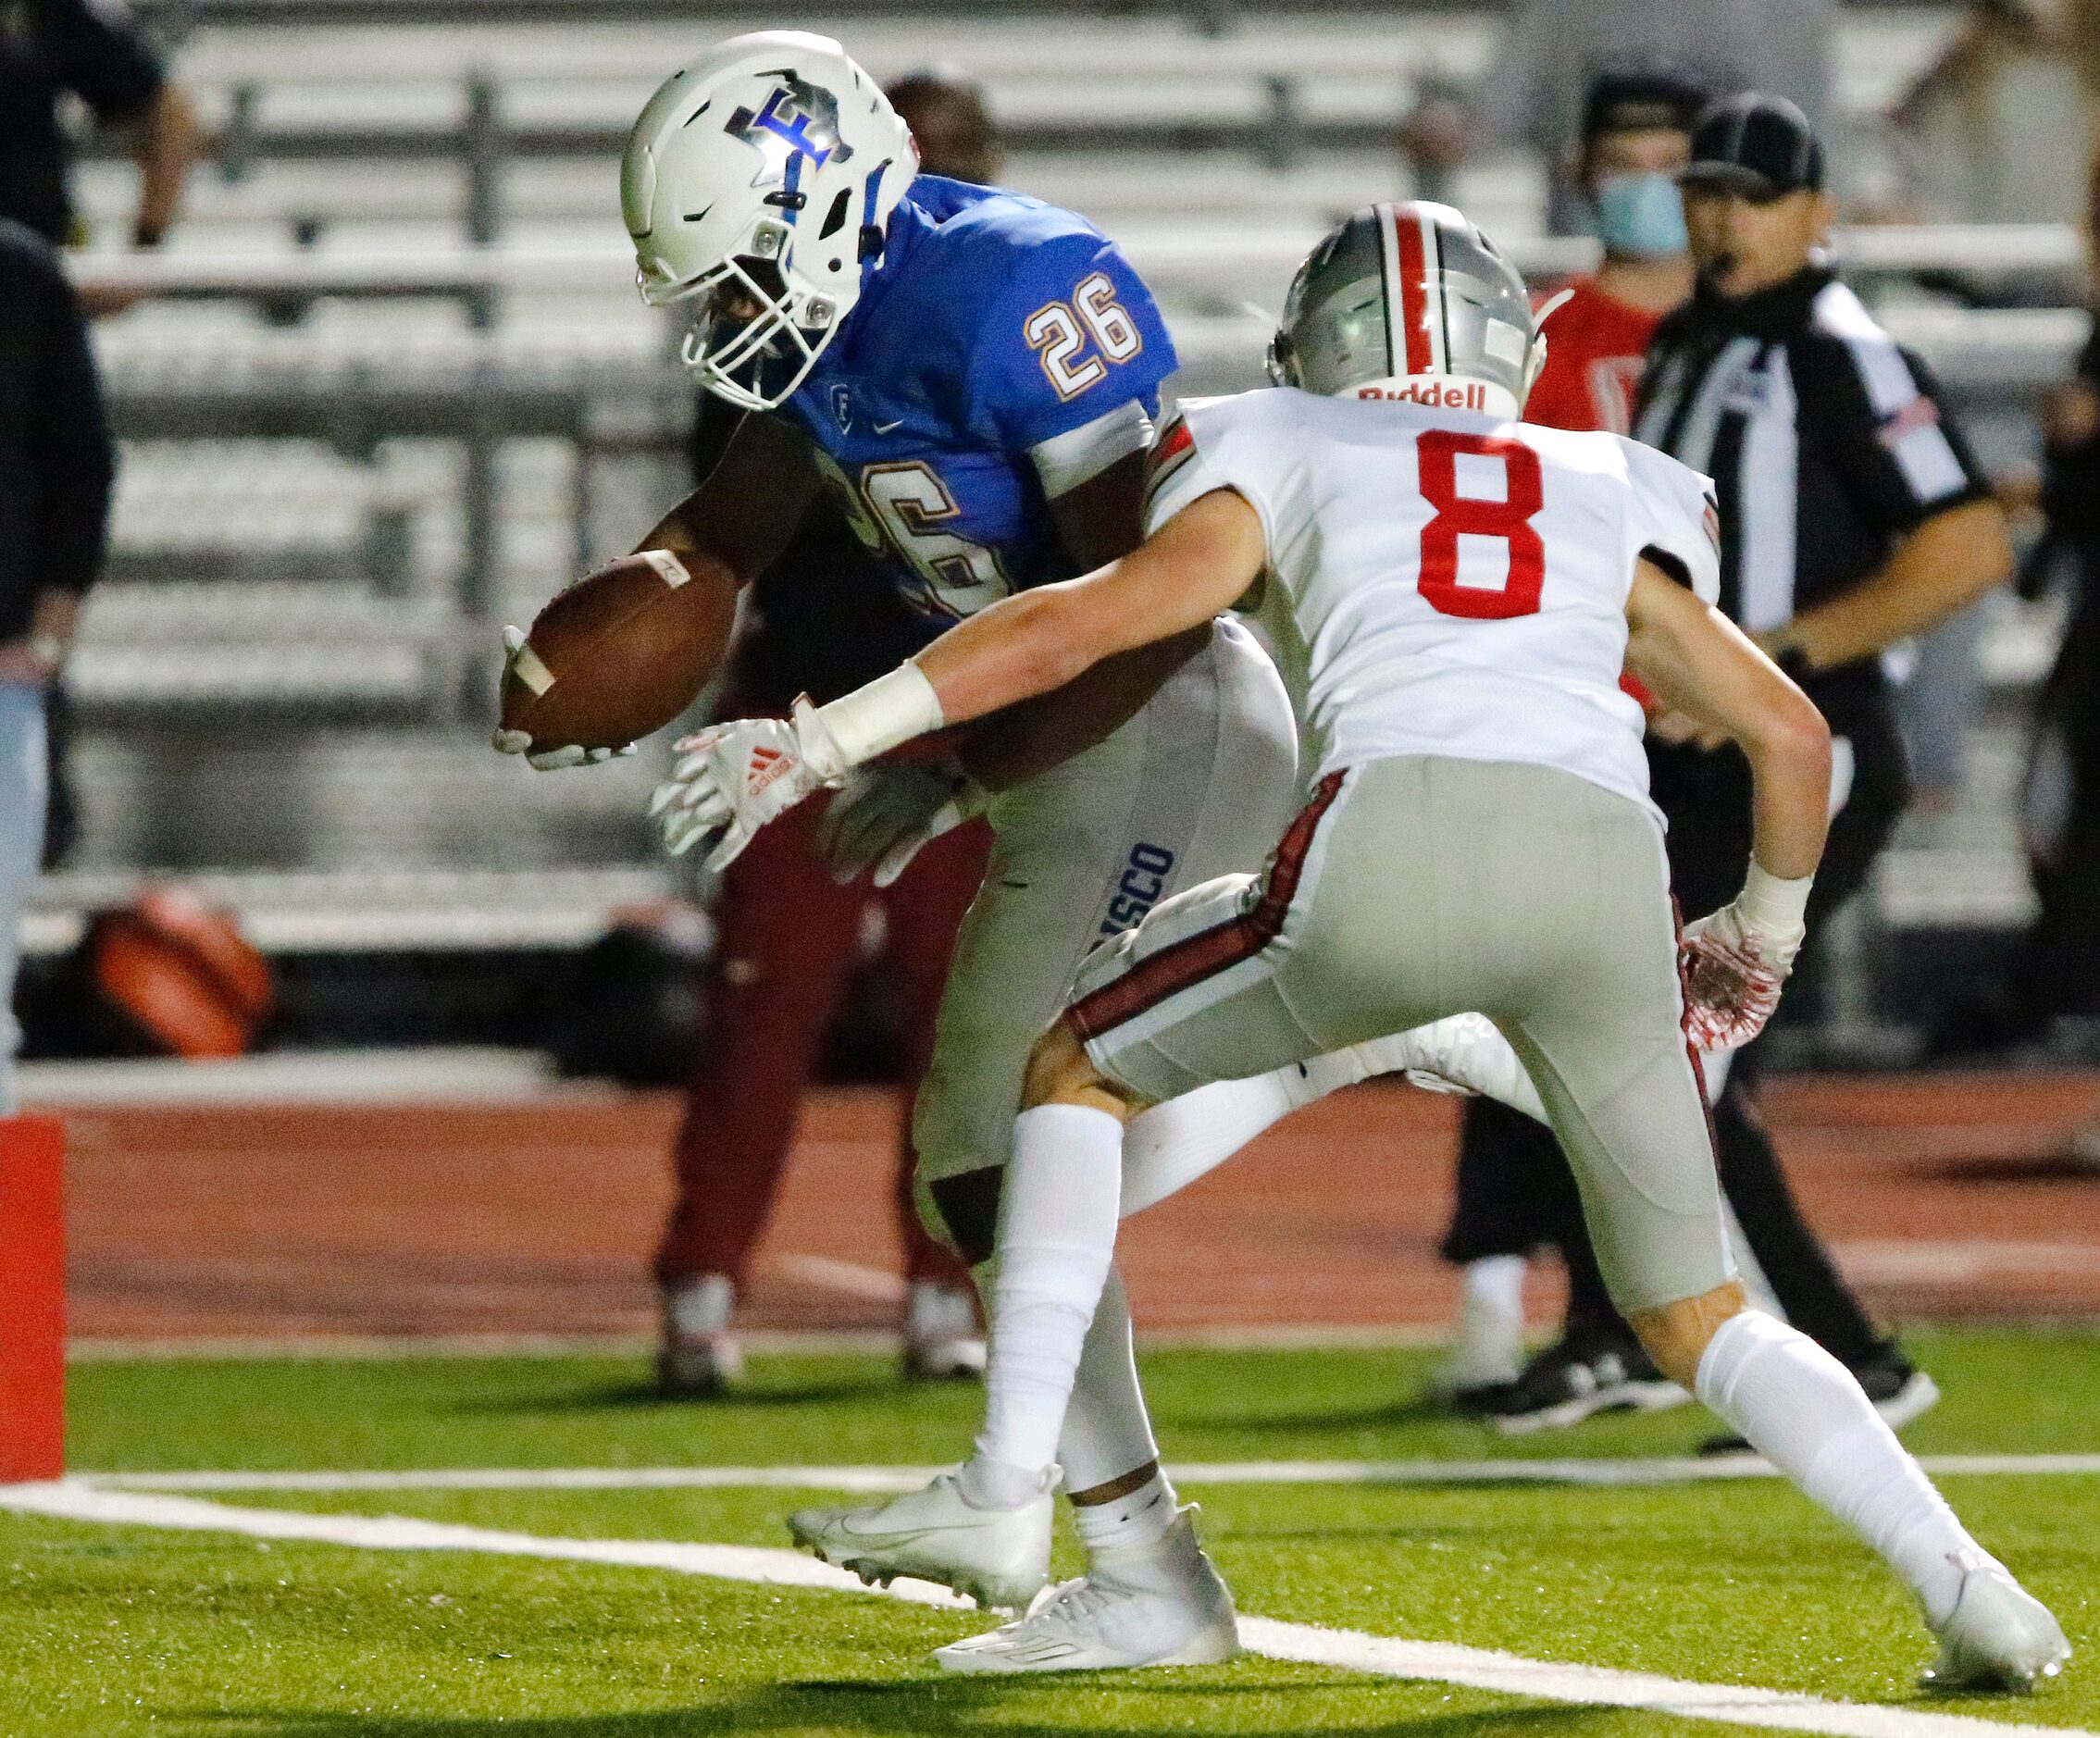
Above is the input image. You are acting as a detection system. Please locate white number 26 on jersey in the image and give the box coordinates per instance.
[1024,273,1145,401]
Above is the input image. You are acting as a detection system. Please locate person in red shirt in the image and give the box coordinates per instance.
[1523,72,1704,435]
[1432,70,1707,1408]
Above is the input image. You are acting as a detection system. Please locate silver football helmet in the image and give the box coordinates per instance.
[1267,202,1552,417]
[623,32,915,411]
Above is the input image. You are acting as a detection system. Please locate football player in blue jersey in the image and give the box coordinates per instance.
[504,31,1518,1670]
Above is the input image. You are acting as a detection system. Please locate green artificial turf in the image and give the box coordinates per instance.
[65,1328,2100,1473]
[4,1330,2093,1737]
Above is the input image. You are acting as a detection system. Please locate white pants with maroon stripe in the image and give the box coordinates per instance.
[910,615,1299,1202]
[1070,752,1738,1315]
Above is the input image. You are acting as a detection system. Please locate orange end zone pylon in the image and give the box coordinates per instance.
[0,1115,65,1483]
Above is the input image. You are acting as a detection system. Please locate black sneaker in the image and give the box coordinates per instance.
[1474,1326,1689,1435]
[1697,1347,1940,1456]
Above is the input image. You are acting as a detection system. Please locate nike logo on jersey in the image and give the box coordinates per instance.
[873,417,906,434]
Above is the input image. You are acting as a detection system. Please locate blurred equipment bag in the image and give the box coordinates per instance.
[80,885,274,1058]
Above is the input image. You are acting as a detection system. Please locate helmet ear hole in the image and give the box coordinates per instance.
[818,188,851,240]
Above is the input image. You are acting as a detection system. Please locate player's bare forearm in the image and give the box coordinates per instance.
[952,629,1211,792]
[913,489,1265,727]
[639,413,819,582]
[1624,561,1831,880]
[1773,500,2011,672]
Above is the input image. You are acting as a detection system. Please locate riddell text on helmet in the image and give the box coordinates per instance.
[1355,379,1497,410]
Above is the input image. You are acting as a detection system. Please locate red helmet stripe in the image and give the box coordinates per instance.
[1392,207,1434,376]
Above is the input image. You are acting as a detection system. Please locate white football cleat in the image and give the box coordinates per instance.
[788,1470,1052,1611]
[1924,1553,2071,1693]
[1350,1014,1546,1123]
[935,1508,1239,1674]
[901,1282,986,1382]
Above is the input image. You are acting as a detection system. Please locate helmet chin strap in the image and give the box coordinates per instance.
[1340,374,1522,418]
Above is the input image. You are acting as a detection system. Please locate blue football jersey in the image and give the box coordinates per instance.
[776,176,1177,626]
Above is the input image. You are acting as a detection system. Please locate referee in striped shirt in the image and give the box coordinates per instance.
[1480,94,2013,1439]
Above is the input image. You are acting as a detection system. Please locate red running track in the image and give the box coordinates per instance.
[45,1073,2100,1343]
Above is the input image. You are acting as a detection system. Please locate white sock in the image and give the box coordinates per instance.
[1449,1254,1527,1384]
[1073,1469,1178,1558]
[973,1104,1124,1482]
[1120,1070,1313,1218]
[1057,1264,1162,1492]
[1697,1310,1982,1625]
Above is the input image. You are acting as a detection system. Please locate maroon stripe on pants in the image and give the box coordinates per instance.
[1067,772,1347,1043]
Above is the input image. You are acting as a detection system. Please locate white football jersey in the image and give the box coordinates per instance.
[1143,388,1721,819]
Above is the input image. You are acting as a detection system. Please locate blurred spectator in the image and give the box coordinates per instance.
[0,218,112,1109]
[885,65,1002,186]
[1,0,201,300]
[1402,0,1832,232]
[654,68,1006,1395]
[1891,1,2100,227]
[1927,322,2100,1054]
[4,1,200,868]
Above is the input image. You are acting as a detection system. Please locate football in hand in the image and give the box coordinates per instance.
[499,549,738,753]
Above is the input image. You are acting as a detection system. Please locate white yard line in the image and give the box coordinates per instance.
[82,1453,2100,1494]
[0,1481,2082,1738]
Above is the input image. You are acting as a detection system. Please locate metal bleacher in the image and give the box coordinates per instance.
[34,2,2081,1042]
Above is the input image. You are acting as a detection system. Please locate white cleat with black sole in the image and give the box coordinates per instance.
[787,1470,1052,1612]
[1924,1552,2071,1693]
[935,1508,1240,1674]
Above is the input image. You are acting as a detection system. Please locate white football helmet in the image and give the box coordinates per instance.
[623,31,916,411]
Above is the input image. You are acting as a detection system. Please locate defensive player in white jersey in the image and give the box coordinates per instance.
[654,201,2069,1691]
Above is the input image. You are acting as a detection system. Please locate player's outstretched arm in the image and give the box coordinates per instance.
[1624,557,1834,1049]
[649,490,1265,869]
[953,452,1211,792]
[913,489,1265,726]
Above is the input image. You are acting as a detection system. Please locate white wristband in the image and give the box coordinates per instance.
[807,663,947,776]
[1737,862,1813,939]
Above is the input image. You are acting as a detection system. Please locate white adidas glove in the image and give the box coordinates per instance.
[817,762,984,888]
[649,696,849,872]
[1679,864,1813,1052]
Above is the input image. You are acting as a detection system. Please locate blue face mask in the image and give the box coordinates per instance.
[1592,171,1688,258]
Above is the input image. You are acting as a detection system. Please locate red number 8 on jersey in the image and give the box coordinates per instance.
[1416,428,1546,620]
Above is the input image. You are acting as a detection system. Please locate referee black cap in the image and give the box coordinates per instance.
[1681,93,1825,199]
[1580,70,1709,145]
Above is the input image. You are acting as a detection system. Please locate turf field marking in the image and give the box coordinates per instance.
[83,1453,2100,1493]
[1,1482,2086,1738]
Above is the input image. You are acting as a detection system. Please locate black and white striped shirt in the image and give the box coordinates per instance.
[1634,266,1989,714]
